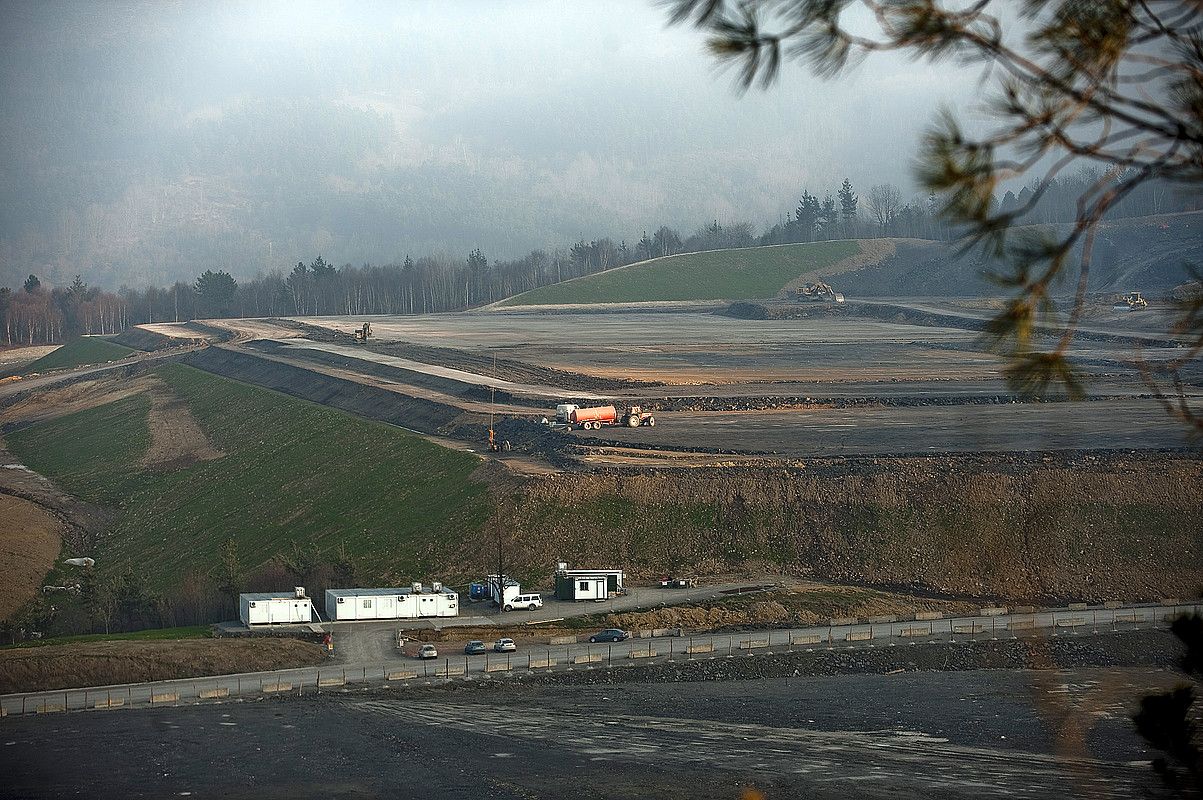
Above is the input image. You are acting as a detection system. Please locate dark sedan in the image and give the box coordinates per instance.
[464,640,487,655]
[588,628,629,643]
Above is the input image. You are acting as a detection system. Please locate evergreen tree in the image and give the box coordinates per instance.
[194,269,238,317]
[838,178,858,234]
[636,231,654,261]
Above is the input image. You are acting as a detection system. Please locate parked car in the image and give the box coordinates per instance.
[464,640,487,655]
[504,593,544,612]
[493,637,517,652]
[588,629,629,643]
[417,643,439,659]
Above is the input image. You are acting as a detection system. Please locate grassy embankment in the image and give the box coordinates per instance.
[499,240,859,306]
[24,337,134,372]
[2,625,211,649]
[0,637,326,693]
[7,362,492,591]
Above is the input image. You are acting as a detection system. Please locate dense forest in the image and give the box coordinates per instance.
[1,170,1196,345]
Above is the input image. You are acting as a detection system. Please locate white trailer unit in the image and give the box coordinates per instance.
[568,575,607,601]
[239,590,314,626]
[325,585,458,622]
[554,564,625,601]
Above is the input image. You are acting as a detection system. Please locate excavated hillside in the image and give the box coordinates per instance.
[491,452,1202,604]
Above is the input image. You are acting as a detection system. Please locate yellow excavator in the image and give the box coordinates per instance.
[1114,291,1148,311]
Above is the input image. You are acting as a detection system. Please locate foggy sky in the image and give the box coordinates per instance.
[0,0,984,286]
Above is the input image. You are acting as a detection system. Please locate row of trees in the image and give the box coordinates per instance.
[3,173,1196,345]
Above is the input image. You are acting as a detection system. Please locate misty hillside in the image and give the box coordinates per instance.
[834,212,1203,297]
[499,212,1203,306]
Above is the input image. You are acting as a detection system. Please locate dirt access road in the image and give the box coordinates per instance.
[570,398,1195,456]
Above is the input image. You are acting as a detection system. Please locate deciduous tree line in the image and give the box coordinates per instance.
[3,172,1194,345]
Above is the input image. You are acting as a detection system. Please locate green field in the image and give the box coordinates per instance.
[7,363,491,589]
[25,337,135,372]
[500,240,860,306]
[1,625,211,649]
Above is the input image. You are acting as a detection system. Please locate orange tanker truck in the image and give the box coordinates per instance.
[554,403,655,430]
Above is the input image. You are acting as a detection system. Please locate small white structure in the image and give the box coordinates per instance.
[325,583,459,622]
[554,563,625,601]
[240,587,314,626]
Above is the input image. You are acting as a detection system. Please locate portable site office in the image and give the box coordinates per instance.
[239,590,314,626]
[553,568,624,601]
[325,585,459,621]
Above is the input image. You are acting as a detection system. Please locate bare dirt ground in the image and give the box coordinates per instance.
[140,379,224,470]
[0,637,327,693]
[0,495,64,620]
[0,374,154,427]
[0,345,58,369]
[0,438,112,564]
[127,306,1200,467]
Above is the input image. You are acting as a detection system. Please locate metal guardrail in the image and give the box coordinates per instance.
[2,602,1199,718]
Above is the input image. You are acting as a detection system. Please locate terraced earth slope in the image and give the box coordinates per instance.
[23,337,133,372]
[499,240,858,306]
[500,211,1202,306]
[5,363,491,590]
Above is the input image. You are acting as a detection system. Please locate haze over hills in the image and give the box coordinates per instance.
[0,2,985,291]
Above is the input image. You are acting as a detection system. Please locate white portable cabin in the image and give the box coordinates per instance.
[554,565,625,601]
[325,583,459,621]
[565,575,608,601]
[239,588,314,626]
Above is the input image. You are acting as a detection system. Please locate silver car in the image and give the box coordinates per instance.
[417,643,439,659]
[493,637,517,652]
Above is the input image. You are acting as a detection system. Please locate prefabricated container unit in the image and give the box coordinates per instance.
[239,592,314,626]
[555,574,609,601]
[554,567,623,595]
[324,586,459,621]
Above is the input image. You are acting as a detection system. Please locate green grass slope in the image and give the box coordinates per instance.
[500,240,859,306]
[7,363,490,589]
[25,337,134,372]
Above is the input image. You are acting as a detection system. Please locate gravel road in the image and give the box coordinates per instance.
[2,630,1186,799]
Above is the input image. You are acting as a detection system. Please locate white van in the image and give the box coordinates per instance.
[503,593,543,612]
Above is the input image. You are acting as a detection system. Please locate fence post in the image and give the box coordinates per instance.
[608,644,612,665]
